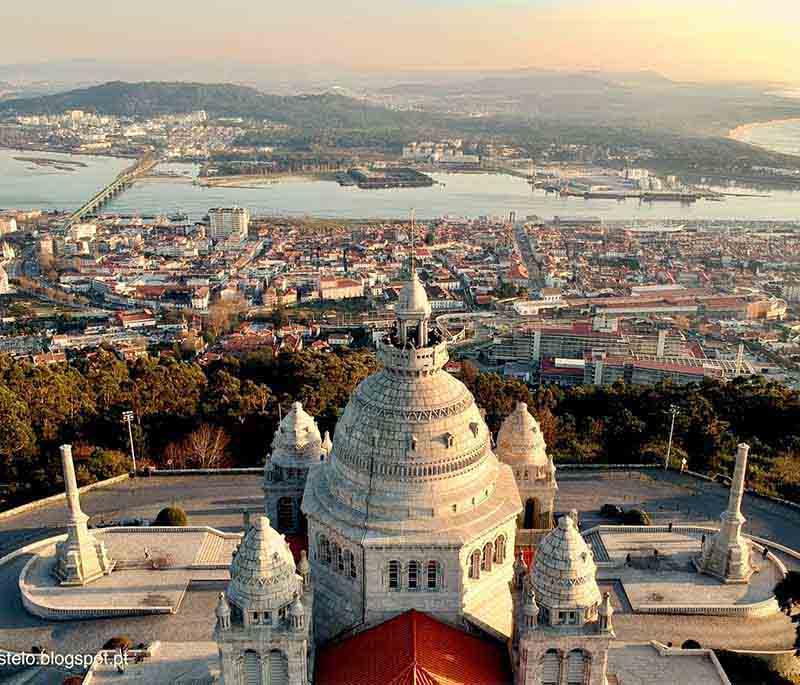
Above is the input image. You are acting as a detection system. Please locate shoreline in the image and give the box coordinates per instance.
[728,118,800,156]
[196,172,339,188]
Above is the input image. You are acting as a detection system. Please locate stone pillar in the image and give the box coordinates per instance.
[697,443,753,583]
[53,445,114,586]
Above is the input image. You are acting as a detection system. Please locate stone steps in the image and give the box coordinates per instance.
[193,533,226,566]
[585,531,610,563]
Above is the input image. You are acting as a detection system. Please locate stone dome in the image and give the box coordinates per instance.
[531,515,601,614]
[227,515,302,612]
[397,270,431,318]
[304,275,520,536]
[270,401,324,467]
[496,402,548,467]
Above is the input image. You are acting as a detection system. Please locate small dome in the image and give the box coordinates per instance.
[531,515,601,613]
[269,401,323,467]
[397,272,431,318]
[496,402,549,467]
[227,516,301,612]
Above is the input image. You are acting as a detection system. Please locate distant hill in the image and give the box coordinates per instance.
[0,81,430,129]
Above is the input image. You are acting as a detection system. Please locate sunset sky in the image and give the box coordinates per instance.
[3,0,799,82]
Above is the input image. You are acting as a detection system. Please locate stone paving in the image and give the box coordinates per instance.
[88,641,220,685]
[607,642,726,685]
[22,530,235,617]
[597,530,780,610]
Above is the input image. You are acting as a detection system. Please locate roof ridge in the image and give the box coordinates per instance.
[411,608,419,658]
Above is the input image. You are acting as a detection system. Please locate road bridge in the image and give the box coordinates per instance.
[63,153,159,230]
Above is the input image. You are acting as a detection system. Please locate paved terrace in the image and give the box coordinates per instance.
[0,471,797,656]
[596,529,781,612]
[21,529,237,619]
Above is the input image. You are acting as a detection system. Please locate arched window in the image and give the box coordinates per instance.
[388,560,401,590]
[426,560,440,590]
[566,649,588,685]
[408,560,420,590]
[277,497,294,531]
[494,535,506,565]
[524,498,541,529]
[334,543,344,573]
[541,650,561,685]
[268,649,289,685]
[345,550,357,579]
[469,550,481,579]
[319,535,331,564]
[481,542,493,572]
[242,650,262,685]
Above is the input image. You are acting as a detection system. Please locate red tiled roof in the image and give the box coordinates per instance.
[315,610,512,685]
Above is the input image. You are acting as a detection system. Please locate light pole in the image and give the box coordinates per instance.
[665,404,679,471]
[122,411,137,476]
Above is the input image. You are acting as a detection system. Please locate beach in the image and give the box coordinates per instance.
[729,118,800,156]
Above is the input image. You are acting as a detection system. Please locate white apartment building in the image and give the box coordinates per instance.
[208,207,250,241]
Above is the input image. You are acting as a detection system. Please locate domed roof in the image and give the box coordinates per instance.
[531,515,601,612]
[496,402,549,467]
[227,515,301,612]
[396,271,431,318]
[303,265,521,539]
[269,401,323,467]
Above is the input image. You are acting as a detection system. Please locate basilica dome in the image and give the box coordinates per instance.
[303,271,520,535]
[302,266,522,640]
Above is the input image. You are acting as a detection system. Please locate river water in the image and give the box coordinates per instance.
[2,147,799,222]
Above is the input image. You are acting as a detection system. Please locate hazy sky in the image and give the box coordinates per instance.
[3,0,799,82]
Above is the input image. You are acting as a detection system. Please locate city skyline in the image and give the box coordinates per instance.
[2,0,800,84]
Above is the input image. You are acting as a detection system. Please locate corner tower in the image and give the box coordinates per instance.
[215,515,313,685]
[302,263,522,642]
[513,514,613,685]
[496,402,557,533]
[264,402,329,535]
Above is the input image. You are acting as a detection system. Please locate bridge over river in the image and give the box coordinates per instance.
[63,152,159,229]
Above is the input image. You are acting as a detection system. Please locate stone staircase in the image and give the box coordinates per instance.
[584,530,610,563]
[192,533,229,569]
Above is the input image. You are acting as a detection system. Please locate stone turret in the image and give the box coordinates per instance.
[513,515,611,685]
[53,445,114,586]
[696,443,754,583]
[215,515,313,685]
[264,402,325,534]
[496,402,557,532]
